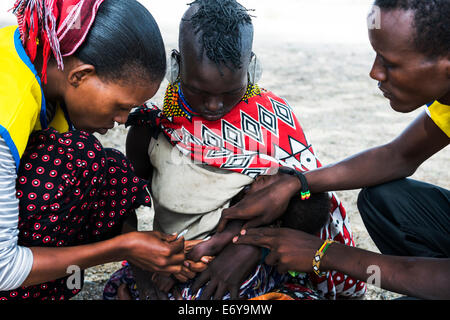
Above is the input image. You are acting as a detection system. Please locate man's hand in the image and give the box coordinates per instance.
[216,171,301,232]
[233,228,324,274]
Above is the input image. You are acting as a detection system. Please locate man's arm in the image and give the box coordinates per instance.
[234,228,450,300]
[306,111,449,192]
[217,111,449,231]
[322,242,450,300]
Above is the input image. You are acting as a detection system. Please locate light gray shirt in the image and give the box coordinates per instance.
[149,134,253,240]
[0,137,33,290]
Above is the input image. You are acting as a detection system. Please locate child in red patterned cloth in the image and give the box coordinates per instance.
[104,174,330,301]
[105,0,366,300]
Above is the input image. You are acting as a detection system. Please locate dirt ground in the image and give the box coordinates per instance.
[1,0,448,301]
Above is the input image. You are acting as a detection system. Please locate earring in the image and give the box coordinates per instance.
[166,50,180,84]
[248,53,262,84]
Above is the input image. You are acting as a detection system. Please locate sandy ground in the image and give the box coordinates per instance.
[1,0,449,300]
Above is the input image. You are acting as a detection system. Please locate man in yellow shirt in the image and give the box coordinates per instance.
[226,0,449,299]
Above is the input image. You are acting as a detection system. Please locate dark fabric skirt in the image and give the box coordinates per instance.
[358,178,450,258]
[0,128,151,300]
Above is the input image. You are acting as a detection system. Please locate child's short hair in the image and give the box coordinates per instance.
[184,0,254,70]
[280,192,330,235]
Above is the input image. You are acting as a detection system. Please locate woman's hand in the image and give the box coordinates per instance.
[232,228,324,274]
[123,231,185,274]
[216,171,301,232]
[174,239,214,282]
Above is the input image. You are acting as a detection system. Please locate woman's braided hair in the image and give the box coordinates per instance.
[374,0,450,58]
[186,0,254,70]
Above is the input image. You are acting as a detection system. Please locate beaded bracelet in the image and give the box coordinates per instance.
[312,239,336,276]
[278,167,311,200]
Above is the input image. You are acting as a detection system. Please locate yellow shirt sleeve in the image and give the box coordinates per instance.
[0,26,42,169]
[426,101,450,138]
[0,26,70,171]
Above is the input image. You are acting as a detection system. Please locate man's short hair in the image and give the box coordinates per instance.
[374,0,450,58]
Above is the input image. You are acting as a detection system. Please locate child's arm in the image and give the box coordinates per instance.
[186,220,245,262]
[126,124,154,180]
[186,176,285,264]
[123,213,185,300]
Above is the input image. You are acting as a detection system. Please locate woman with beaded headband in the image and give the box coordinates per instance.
[0,0,186,300]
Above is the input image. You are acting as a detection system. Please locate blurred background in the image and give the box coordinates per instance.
[1,0,375,46]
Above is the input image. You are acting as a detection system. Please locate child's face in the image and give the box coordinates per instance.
[63,60,160,134]
[179,49,249,122]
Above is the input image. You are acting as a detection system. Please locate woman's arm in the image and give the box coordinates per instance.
[0,138,34,290]
[305,111,449,192]
[0,136,185,290]
[23,230,185,287]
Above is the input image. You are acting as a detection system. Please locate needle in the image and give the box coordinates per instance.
[177,229,188,240]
